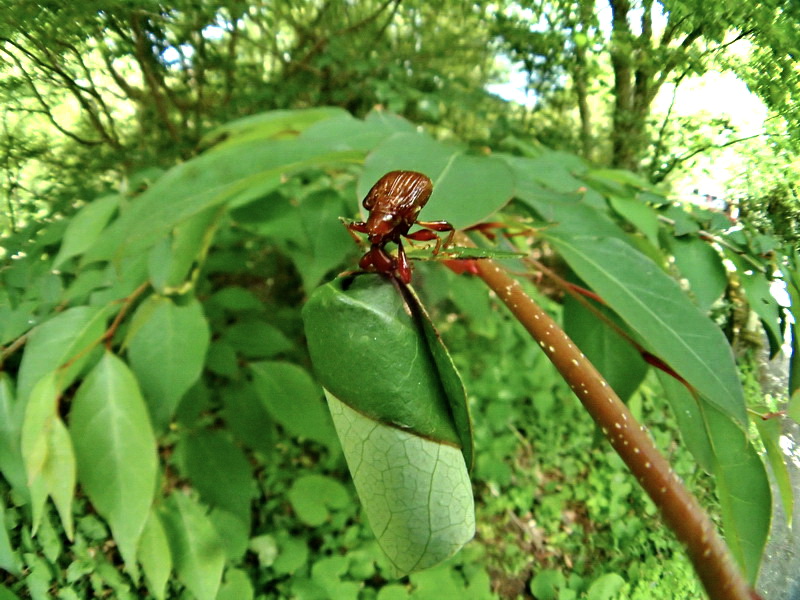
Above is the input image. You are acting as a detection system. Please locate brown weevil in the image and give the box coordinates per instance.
[347,170,454,283]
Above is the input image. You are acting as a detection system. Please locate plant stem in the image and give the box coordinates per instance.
[470,254,760,600]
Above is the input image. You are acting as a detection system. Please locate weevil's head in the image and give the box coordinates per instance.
[365,210,401,242]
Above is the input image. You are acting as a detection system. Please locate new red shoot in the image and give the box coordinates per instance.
[347,170,454,283]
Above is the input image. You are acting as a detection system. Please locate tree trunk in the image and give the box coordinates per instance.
[574,0,594,160]
[609,0,640,170]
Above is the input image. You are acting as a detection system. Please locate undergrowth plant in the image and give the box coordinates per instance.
[0,108,797,599]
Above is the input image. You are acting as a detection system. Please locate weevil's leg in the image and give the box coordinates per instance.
[404,229,440,241]
[363,244,396,276]
[464,221,504,240]
[404,229,444,256]
[395,240,412,284]
[348,221,369,233]
[359,250,374,270]
[346,220,369,244]
[407,221,455,254]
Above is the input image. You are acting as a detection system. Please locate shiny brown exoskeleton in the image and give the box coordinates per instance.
[347,171,455,283]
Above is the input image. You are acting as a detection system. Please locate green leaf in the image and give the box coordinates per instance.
[223,319,293,359]
[84,136,362,264]
[248,188,356,293]
[271,534,308,574]
[503,152,587,194]
[287,474,349,527]
[585,168,656,191]
[788,389,800,425]
[401,283,474,469]
[148,206,223,294]
[208,507,249,561]
[407,246,525,261]
[217,568,255,600]
[160,492,226,600]
[311,555,361,600]
[638,190,671,206]
[661,369,770,582]
[220,383,276,456]
[231,190,301,242]
[563,295,648,402]
[784,255,800,397]
[88,253,148,306]
[61,266,108,304]
[250,361,336,449]
[138,510,172,600]
[302,275,465,454]
[658,373,714,473]
[43,418,76,541]
[514,184,629,241]
[547,234,746,425]
[20,373,76,538]
[727,253,783,357]
[20,373,57,494]
[701,404,771,582]
[16,306,108,403]
[0,495,21,575]
[176,429,255,526]
[0,374,28,498]
[325,391,474,575]
[69,352,158,576]
[294,190,360,292]
[409,564,472,599]
[302,112,401,152]
[668,236,727,312]
[201,107,349,149]
[755,418,793,528]
[174,381,212,426]
[607,194,661,246]
[35,509,62,565]
[364,108,418,134]
[52,195,119,268]
[586,573,626,600]
[126,295,210,430]
[418,264,496,338]
[205,341,239,379]
[0,299,36,346]
[248,534,277,568]
[529,569,565,600]
[359,132,514,229]
[207,287,264,313]
[663,205,700,236]
[0,585,21,600]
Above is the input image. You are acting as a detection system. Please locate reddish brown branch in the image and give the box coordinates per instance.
[0,334,28,367]
[466,246,759,600]
[59,282,150,373]
[525,256,690,386]
[102,282,150,349]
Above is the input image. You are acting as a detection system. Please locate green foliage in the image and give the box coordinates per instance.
[0,0,502,234]
[0,107,792,598]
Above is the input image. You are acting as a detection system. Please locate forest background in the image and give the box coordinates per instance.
[1,1,799,599]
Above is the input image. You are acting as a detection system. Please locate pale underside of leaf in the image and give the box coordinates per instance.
[325,391,474,575]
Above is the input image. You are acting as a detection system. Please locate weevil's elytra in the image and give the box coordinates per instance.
[347,171,454,284]
[362,170,432,218]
